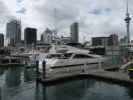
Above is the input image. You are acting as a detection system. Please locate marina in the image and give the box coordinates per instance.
[0,45,133,100]
[1,0,133,99]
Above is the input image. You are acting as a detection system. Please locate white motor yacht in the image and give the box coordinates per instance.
[38,48,106,74]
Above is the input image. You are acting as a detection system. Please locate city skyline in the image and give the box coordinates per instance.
[0,0,133,42]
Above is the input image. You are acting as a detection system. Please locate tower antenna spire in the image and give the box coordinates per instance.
[125,0,131,44]
[126,0,129,15]
[53,8,58,43]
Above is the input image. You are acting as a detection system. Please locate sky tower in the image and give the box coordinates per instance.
[125,0,131,44]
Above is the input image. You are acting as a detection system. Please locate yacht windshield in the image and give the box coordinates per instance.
[46,53,72,59]
[61,53,73,59]
[73,54,94,59]
[46,54,62,59]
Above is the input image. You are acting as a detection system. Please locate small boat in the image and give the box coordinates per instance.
[0,56,24,67]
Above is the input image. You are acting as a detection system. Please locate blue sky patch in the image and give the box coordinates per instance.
[90,8,112,15]
[16,7,26,14]
[17,0,23,3]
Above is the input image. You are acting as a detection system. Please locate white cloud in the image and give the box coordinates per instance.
[0,0,133,42]
[0,0,15,34]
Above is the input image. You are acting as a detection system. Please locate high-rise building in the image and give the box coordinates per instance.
[41,28,53,44]
[6,20,21,46]
[92,37,108,46]
[60,36,71,44]
[0,34,4,47]
[108,34,119,46]
[91,34,119,56]
[92,34,119,46]
[40,34,44,42]
[24,27,37,47]
[70,22,79,43]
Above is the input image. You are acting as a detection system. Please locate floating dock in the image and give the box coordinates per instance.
[36,60,133,86]
[37,70,133,86]
[84,70,133,85]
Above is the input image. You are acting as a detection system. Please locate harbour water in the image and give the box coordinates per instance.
[0,66,133,100]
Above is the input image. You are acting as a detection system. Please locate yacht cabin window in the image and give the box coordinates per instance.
[59,53,73,59]
[73,54,94,59]
[46,53,73,59]
[46,54,62,58]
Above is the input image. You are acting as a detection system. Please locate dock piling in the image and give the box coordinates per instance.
[42,60,46,79]
[36,61,39,78]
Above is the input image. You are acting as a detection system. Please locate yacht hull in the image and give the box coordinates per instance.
[39,58,102,74]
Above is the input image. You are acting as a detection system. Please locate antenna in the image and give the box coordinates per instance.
[54,8,58,34]
[126,0,129,15]
[53,8,58,43]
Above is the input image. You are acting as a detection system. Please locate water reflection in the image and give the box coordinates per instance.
[0,87,2,100]
[0,67,5,76]
[0,66,133,100]
[35,84,45,100]
[5,67,22,87]
[126,86,133,99]
[34,79,133,100]
[24,68,36,82]
[50,80,94,100]
[34,79,96,100]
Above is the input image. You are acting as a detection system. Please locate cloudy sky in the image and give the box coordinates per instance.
[0,0,133,42]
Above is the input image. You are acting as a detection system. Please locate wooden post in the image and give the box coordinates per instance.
[42,60,46,79]
[98,59,102,70]
[0,87,2,100]
[36,61,39,78]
